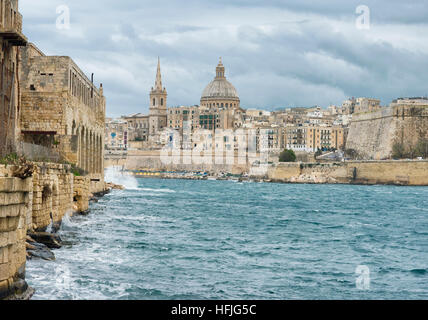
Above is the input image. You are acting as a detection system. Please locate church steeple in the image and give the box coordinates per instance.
[155,57,163,91]
[215,57,226,79]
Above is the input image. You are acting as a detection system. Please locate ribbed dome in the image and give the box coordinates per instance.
[201,78,239,99]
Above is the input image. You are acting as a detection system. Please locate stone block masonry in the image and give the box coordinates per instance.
[346,102,428,160]
[264,160,428,186]
[30,163,74,231]
[0,173,32,300]
[0,163,107,300]
[19,43,106,177]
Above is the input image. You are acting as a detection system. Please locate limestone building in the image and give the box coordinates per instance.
[105,117,128,151]
[123,113,149,142]
[0,0,27,156]
[354,98,381,114]
[19,43,106,176]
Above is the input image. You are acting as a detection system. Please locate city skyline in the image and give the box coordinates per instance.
[20,0,428,117]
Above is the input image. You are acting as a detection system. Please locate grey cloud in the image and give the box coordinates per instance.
[20,0,428,116]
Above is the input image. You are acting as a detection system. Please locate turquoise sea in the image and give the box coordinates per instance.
[26,177,428,300]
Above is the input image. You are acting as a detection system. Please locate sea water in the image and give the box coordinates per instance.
[26,175,428,300]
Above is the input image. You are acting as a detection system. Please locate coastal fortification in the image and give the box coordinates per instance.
[264,161,428,186]
[346,98,428,160]
[0,1,108,299]
[0,163,109,300]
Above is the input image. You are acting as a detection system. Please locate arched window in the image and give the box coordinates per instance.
[153,98,156,106]
[161,98,164,106]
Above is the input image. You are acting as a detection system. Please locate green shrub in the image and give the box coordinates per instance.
[279,149,297,162]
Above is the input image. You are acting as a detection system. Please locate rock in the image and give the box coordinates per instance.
[26,235,36,243]
[105,182,125,190]
[26,242,36,250]
[27,232,62,249]
[27,242,56,261]
[51,221,62,234]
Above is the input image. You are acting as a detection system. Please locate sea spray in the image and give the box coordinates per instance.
[60,210,75,230]
[105,166,139,190]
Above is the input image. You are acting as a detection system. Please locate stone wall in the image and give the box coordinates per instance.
[0,170,32,300]
[0,0,28,157]
[0,161,105,299]
[265,160,428,186]
[30,163,74,231]
[73,176,90,213]
[346,104,428,160]
[19,43,106,176]
[108,149,263,175]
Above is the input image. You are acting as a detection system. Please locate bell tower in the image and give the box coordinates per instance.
[149,57,167,136]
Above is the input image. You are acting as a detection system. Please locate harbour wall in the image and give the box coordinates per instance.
[106,150,428,186]
[0,163,106,299]
[265,160,428,186]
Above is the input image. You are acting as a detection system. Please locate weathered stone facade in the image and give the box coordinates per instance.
[346,99,428,160]
[0,0,27,156]
[73,176,90,213]
[264,160,428,186]
[0,162,103,299]
[19,43,105,181]
[30,163,74,231]
[0,166,32,300]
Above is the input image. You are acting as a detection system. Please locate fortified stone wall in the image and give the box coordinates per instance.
[116,150,258,175]
[73,176,90,213]
[30,163,73,231]
[265,161,428,186]
[0,167,32,300]
[346,104,428,160]
[0,161,102,299]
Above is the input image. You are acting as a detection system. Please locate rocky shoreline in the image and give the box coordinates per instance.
[20,182,125,300]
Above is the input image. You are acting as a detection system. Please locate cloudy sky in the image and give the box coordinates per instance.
[20,0,428,117]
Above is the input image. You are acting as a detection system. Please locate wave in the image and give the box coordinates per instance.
[139,188,176,193]
[105,167,139,190]
[410,269,427,276]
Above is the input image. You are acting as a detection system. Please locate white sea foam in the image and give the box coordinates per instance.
[61,210,76,229]
[105,166,139,190]
[139,188,176,193]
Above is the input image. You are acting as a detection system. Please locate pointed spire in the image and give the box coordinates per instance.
[155,57,163,90]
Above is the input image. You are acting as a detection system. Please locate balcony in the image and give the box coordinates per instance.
[0,2,27,46]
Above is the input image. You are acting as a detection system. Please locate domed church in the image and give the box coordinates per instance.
[200,58,240,110]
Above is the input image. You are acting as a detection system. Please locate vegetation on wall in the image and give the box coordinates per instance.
[392,138,428,159]
[279,149,297,163]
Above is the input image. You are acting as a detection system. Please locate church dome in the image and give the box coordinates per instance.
[201,58,239,101]
[202,79,239,99]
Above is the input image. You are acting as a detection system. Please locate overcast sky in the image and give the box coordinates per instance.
[20,0,428,117]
